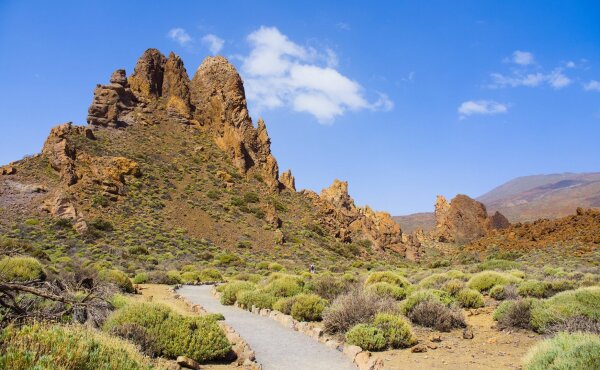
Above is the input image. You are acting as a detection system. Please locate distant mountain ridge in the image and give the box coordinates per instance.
[393,172,600,232]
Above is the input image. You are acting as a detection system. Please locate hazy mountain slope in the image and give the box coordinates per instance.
[477,172,600,222]
[392,213,435,233]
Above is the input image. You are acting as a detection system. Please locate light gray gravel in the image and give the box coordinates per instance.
[178,285,357,370]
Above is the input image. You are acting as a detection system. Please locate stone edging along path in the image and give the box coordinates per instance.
[209,286,386,370]
[171,285,261,370]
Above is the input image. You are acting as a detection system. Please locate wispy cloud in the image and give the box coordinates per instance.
[240,26,392,123]
[201,34,224,54]
[584,80,600,92]
[458,100,508,119]
[336,22,351,31]
[511,50,535,65]
[167,28,192,46]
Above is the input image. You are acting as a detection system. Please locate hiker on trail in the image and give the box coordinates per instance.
[309,263,315,274]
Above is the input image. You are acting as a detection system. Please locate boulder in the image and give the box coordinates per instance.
[42,123,92,185]
[176,356,201,370]
[1,166,16,175]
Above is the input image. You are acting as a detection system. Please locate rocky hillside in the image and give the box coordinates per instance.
[477,172,600,222]
[0,49,416,275]
[467,207,600,254]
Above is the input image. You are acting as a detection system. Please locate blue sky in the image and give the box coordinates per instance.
[1,1,599,215]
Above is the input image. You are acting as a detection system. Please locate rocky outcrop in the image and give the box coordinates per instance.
[279,169,296,191]
[42,123,94,185]
[1,166,16,175]
[190,56,281,188]
[43,193,87,233]
[433,194,510,243]
[87,69,137,127]
[128,48,167,99]
[90,157,141,198]
[163,52,192,117]
[309,179,406,254]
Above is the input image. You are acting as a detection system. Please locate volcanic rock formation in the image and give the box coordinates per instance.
[433,194,510,243]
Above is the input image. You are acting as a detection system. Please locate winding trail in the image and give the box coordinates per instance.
[178,285,357,370]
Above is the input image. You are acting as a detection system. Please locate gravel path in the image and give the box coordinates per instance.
[178,285,357,370]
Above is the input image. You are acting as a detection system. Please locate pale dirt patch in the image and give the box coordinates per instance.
[382,306,540,370]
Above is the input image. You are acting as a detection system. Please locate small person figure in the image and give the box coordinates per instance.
[309,263,315,274]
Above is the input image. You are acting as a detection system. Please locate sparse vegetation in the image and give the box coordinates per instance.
[523,332,600,370]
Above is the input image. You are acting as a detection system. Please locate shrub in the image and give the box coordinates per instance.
[490,284,519,300]
[519,280,551,298]
[478,259,521,271]
[268,262,284,271]
[442,279,465,296]
[109,322,159,356]
[467,271,520,292]
[166,270,183,285]
[262,277,302,298]
[446,269,470,280]
[407,300,466,331]
[345,324,387,351]
[456,288,485,308]
[132,272,149,284]
[290,294,328,321]
[523,332,600,370]
[494,299,537,329]
[89,218,113,231]
[373,313,416,348]
[366,282,407,300]
[221,281,255,305]
[99,269,134,293]
[104,302,230,362]
[365,271,410,288]
[243,192,260,203]
[0,323,151,369]
[233,272,263,284]
[181,271,200,284]
[401,289,453,315]
[199,268,223,282]
[305,274,350,301]
[418,273,451,289]
[236,290,277,310]
[0,256,46,282]
[323,289,397,334]
[273,296,298,315]
[530,287,600,333]
[548,316,600,335]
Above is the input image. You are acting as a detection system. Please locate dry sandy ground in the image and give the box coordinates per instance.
[383,306,541,369]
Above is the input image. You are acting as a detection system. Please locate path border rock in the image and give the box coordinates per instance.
[172,286,262,370]
[211,286,385,370]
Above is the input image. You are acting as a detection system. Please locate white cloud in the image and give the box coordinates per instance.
[201,34,224,54]
[512,50,535,65]
[240,26,391,123]
[584,80,600,92]
[565,61,576,68]
[458,100,508,119]
[336,22,351,31]
[490,68,571,90]
[167,28,191,46]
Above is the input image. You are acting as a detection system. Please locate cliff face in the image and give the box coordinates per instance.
[433,194,510,243]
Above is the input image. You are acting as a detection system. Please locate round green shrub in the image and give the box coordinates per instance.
[467,271,520,292]
[456,288,485,308]
[0,256,46,282]
[290,294,328,321]
[519,280,551,298]
[268,262,284,271]
[199,268,223,282]
[477,259,521,271]
[401,289,453,315]
[220,281,255,305]
[366,282,407,300]
[345,324,387,351]
[100,269,134,293]
[262,277,302,298]
[166,270,183,285]
[0,323,151,369]
[490,284,506,300]
[104,302,230,362]
[419,273,451,289]
[442,279,465,296]
[530,287,600,333]
[273,296,298,315]
[365,271,410,288]
[132,272,149,284]
[236,290,277,310]
[523,332,600,370]
[373,313,416,348]
[181,271,200,284]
